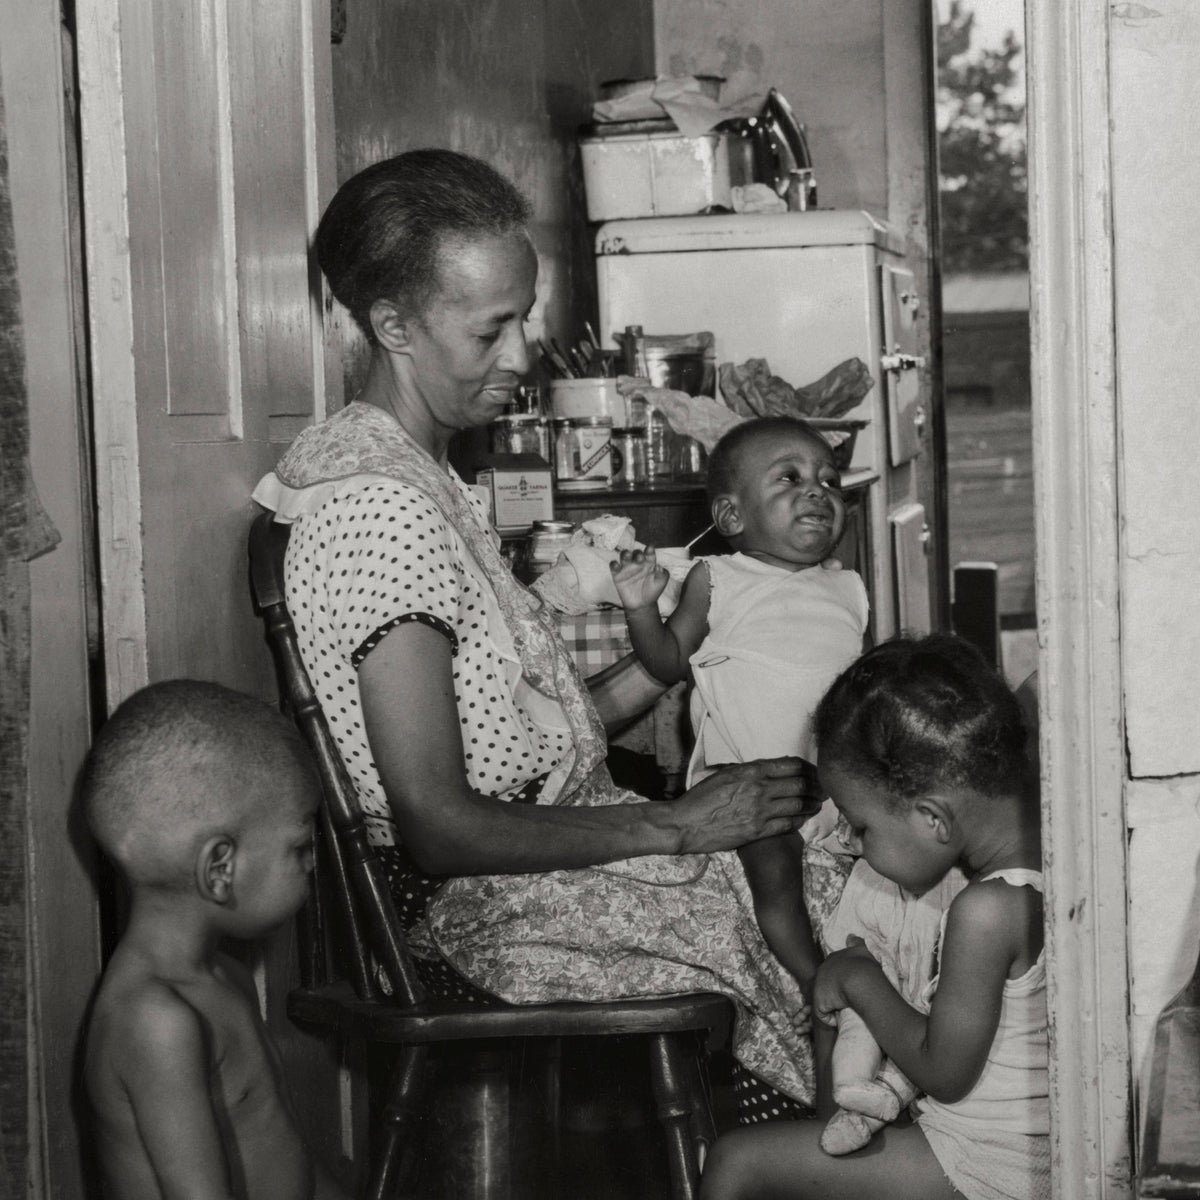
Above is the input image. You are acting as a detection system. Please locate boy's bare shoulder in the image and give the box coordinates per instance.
[87,952,209,1093]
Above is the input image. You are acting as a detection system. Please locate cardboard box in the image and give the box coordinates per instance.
[474,453,553,534]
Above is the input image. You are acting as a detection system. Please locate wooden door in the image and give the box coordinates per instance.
[77,0,354,1184]
[79,0,337,706]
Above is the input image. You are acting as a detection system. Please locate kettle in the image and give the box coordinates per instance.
[721,88,816,204]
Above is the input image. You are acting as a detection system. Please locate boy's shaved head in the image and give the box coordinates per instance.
[83,680,316,887]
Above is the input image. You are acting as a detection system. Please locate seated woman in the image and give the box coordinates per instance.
[253,149,828,1113]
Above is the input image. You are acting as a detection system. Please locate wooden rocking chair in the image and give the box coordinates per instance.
[248,509,732,1200]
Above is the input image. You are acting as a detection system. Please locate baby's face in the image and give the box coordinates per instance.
[728,428,846,569]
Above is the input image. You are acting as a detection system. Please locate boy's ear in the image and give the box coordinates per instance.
[712,495,743,539]
[369,298,412,354]
[197,836,237,904]
[915,797,954,845]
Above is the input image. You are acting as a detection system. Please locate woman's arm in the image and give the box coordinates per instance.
[814,882,1023,1102]
[358,620,818,875]
[586,651,670,734]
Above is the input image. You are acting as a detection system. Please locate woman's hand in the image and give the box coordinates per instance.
[668,758,825,855]
[611,546,670,613]
[813,937,882,1025]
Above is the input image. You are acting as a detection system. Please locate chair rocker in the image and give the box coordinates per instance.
[247,509,732,1200]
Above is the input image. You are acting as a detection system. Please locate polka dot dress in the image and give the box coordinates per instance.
[731,1060,815,1125]
[285,476,573,851]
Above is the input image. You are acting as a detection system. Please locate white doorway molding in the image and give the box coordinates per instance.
[1025,4,1131,1197]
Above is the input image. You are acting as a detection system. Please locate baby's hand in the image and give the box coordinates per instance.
[813,937,880,1025]
[611,546,669,613]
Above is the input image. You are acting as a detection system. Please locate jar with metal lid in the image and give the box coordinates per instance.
[490,412,551,462]
[611,426,649,488]
[553,416,613,490]
[524,519,575,581]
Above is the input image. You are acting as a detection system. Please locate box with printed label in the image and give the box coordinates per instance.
[474,453,554,534]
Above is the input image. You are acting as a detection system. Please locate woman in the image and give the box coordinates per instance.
[253,149,825,1112]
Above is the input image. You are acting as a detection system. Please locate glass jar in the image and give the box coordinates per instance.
[673,435,707,483]
[524,519,575,581]
[490,412,551,462]
[553,416,614,490]
[611,427,649,488]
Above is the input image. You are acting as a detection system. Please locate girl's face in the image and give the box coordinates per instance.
[725,428,846,570]
[822,763,956,895]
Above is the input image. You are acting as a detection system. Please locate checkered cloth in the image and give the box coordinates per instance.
[555,610,690,773]
[555,608,632,678]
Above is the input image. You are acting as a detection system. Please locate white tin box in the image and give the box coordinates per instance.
[579,129,734,221]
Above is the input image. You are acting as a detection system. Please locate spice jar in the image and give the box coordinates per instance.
[553,416,614,490]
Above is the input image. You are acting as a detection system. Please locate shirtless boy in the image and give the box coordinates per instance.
[83,679,346,1200]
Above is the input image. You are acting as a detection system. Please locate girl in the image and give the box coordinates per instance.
[700,634,1048,1200]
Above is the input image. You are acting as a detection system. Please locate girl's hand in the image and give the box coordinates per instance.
[611,546,669,613]
[813,937,882,1025]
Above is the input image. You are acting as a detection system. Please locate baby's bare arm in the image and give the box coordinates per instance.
[94,984,237,1200]
[616,556,710,684]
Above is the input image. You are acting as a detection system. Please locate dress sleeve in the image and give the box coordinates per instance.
[309,481,467,667]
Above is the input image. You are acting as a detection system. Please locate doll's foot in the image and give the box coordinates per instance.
[833,1078,902,1121]
[820,1108,876,1156]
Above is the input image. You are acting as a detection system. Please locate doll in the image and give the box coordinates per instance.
[819,857,968,1155]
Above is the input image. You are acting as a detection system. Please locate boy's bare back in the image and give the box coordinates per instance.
[86,942,313,1200]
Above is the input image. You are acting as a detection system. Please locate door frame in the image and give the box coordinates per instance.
[1025,3,1132,1195]
[2,2,103,1197]
[72,0,1134,1193]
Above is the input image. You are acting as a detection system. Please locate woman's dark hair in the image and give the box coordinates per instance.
[315,148,533,340]
[706,416,830,504]
[814,633,1029,802]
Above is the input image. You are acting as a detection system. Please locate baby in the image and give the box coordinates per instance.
[83,679,347,1200]
[612,416,869,1060]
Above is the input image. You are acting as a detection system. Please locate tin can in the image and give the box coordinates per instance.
[786,167,816,212]
[524,519,575,580]
[611,426,649,488]
[490,412,551,461]
[553,416,613,490]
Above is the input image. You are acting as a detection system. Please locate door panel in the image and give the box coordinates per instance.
[890,501,932,635]
[83,0,335,699]
[881,263,925,466]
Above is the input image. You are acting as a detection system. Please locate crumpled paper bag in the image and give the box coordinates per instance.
[592,76,763,138]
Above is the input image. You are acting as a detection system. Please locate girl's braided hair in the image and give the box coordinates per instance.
[814,633,1029,803]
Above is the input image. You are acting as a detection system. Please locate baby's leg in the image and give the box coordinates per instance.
[699,1120,961,1200]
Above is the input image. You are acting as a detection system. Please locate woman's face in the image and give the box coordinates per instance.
[400,228,537,433]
